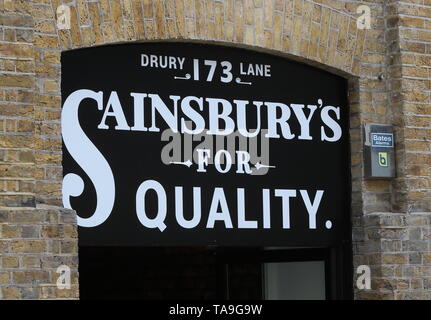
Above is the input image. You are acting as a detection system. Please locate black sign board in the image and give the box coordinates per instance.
[61,43,350,247]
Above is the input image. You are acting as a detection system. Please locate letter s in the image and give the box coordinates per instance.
[320,105,342,142]
[61,89,115,227]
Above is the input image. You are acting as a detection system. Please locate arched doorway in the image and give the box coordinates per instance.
[61,42,352,299]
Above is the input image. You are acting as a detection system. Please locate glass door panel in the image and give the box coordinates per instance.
[264,261,326,300]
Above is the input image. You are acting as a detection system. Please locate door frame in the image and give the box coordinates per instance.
[215,245,353,300]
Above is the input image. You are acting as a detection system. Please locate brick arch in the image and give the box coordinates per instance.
[33,5,372,299]
[30,1,371,300]
[2,0,406,300]
[53,0,365,75]
[33,0,368,205]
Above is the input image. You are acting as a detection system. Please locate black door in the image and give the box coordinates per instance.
[79,245,351,299]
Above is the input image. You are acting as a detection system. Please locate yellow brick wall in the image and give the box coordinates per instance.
[0,0,430,300]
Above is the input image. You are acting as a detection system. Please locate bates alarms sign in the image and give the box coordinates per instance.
[61,43,351,247]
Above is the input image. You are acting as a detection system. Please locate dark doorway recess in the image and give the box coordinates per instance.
[79,246,352,300]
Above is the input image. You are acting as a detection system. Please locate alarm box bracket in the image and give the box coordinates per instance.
[363,123,396,179]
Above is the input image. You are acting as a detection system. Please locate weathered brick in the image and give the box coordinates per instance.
[2,287,21,299]
[12,271,50,284]
[2,256,19,268]
[0,14,33,28]
[0,75,34,88]
[0,272,10,284]
[22,256,41,268]
[0,43,33,58]
[11,240,46,253]
[383,253,409,265]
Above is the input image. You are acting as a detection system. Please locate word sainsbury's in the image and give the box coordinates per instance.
[71,89,343,141]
